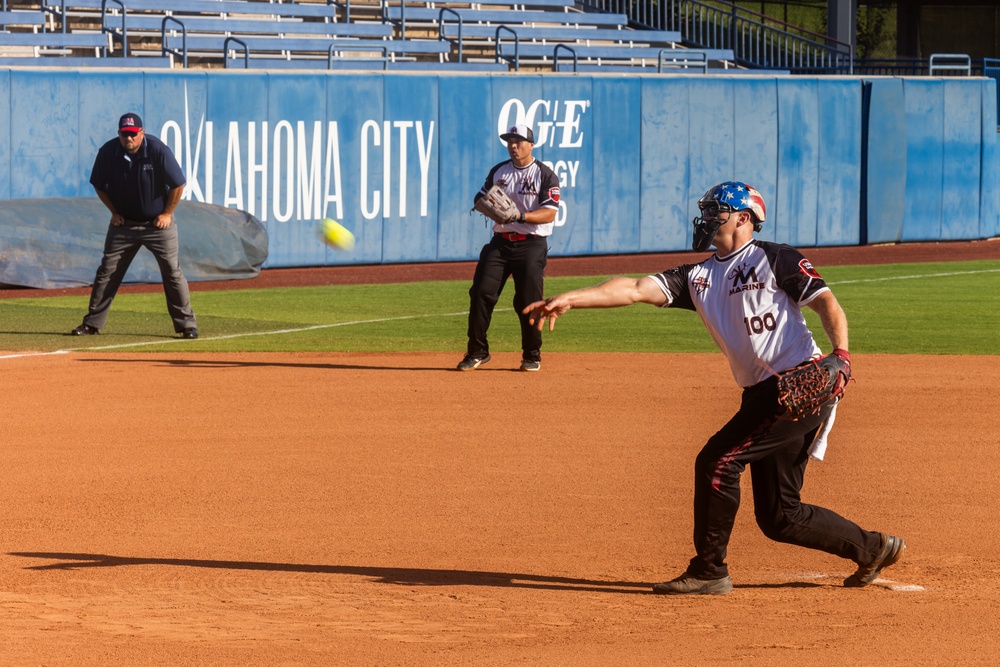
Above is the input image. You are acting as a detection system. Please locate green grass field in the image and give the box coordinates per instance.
[2,259,998,355]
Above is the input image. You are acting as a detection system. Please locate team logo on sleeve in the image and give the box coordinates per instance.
[548,186,561,203]
[692,276,711,294]
[798,259,822,279]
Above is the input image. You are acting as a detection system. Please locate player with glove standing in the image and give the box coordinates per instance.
[523,181,905,595]
[458,124,560,372]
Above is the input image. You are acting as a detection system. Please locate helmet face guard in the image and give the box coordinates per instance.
[691,182,767,251]
[691,200,732,252]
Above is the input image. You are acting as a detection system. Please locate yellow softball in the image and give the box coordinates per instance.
[319,218,355,251]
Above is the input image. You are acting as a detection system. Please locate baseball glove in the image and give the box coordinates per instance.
[473,185,521,224]
[776,349,852,420]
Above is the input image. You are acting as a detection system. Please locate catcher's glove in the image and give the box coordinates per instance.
[473,185,522,225]
[776,349,852,421]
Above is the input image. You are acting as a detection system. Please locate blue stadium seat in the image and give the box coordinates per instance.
[0,32,107,49]
[0,55,172,67]
[0,10,48,28]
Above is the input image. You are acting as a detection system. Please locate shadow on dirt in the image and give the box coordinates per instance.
[9,551,825,593]
[11,551,652,594]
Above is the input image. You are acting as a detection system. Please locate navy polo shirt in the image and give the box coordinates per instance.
[89,133,186,222]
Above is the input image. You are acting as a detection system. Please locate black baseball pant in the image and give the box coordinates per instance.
[685,375,884,580]
[466,234,548,360]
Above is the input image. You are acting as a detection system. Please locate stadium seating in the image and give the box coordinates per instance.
[0,0,735,72]
[0,54,172,66]
[0,9,47,28]
[0,31,105,47]
[495,42,729,71]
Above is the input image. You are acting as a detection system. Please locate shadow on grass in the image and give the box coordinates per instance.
[0,331,177,339]
[74,357,529,373]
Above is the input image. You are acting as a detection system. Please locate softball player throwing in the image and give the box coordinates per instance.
[524,181,905,595]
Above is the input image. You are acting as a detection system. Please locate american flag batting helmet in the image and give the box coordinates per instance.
[699,181,766,230]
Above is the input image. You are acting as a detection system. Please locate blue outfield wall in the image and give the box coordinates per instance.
[0,70,996,269]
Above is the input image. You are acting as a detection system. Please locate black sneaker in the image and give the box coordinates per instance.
[844,533,906,587]
[456,354,490,371]
[181,327,199,339]
[653,573,733,596]
[71,323,99,336]
[519,359,541,372]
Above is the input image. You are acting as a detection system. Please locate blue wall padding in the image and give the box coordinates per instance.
[0,69,996,273]
[0,72,10,200]
[941,80,982,241]
[982,78,1000,239]
[901,79,945,242]
[733,78,779,245]
[863,78,907,244]
[639,78,692,253]
[817,79,862,247]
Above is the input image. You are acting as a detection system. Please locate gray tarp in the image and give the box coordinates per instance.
[0,198,268,289]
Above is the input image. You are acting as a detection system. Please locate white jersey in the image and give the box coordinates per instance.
[479,158,560,237]
[649,240,829,387]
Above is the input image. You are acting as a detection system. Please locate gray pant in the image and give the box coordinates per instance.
[83,223,197,332]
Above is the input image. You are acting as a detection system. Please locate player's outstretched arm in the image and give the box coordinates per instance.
[523,276,667,331]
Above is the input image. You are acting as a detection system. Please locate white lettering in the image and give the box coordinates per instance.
[416,120,434,217]
[382,120,392,218]
[248,122,268,220]
[361,120,380,220]
[163,113,437,225]
[498,97,589,148]
[273,121,295,223]
[394,120,412,217]
[497,98,525,140]
[224,121,244,210]
[554,201,568,227]
[558,101,587,148]
[548,160,582,188]
[203,121,213,204]
[185,113,205,203]
[324,121,344,221]
[160,121,182,166]
[526,100,554,146]
[296,120,323,220]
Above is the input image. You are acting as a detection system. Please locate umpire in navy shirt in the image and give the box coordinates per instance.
[71,112,198,339]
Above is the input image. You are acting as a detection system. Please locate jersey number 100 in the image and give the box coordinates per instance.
[744,313,777,335]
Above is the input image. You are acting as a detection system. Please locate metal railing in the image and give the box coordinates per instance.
[576,0,853,73]
[854,56,984,77]
[929,53,971,76]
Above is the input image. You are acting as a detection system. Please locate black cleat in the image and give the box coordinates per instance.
[456,354,491,371]
[653,573,733,596]
[844,533,906,587]
[71,323,99,336]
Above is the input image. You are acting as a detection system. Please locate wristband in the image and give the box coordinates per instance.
[518,212,525,223]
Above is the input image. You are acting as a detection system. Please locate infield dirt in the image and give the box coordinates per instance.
[1,240,999,666]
